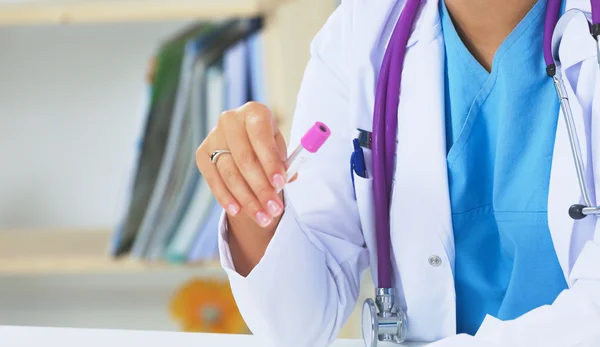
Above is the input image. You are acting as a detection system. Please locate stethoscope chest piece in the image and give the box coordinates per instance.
[362,289,407,347]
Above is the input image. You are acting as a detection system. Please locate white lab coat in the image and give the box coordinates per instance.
[217,0,600,346]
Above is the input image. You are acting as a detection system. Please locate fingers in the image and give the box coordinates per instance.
[215,153,275,228]
[195,139,240,217]
[273,129,288,163]
[245,104,287,189]
[221,108,284,222]
[196,102,287,229]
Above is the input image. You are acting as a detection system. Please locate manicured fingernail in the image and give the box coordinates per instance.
[256,212,272,227]
[272,174,286,191]
[267,200,282,217]
[227,203,240,216]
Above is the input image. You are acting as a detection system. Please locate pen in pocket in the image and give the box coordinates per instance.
[352,138,367,178]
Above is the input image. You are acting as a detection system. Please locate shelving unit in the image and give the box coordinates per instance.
[0,0,335,139]
[0,0,280,25]
[0,229,222,276]
[0,0,336,275]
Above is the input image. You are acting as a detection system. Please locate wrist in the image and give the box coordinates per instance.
[226,209,283,276]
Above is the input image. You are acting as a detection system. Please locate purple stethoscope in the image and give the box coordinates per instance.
[362,0,600,346]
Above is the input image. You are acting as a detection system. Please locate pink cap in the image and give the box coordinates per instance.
[300,122,331,153]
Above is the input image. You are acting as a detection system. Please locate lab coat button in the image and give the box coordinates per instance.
[428,255,442,267]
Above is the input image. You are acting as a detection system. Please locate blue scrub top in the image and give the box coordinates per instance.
[440,0,568,335]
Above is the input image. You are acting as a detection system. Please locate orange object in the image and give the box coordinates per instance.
[169,278,249,334]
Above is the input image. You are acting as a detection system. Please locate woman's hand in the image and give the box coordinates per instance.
[196,102,291,275]
[196,102,288,230]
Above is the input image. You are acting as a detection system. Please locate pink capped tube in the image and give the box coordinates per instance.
[278,122,331,193]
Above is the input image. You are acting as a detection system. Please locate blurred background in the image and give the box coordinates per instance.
[0,0,370,341]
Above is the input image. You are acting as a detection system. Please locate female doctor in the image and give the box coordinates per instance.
[196,0,600,346]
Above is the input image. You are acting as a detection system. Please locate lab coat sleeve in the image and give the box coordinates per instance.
[217,2,370,347]
[467,247,600,347]
[414,267,600,347]
[427,236,600,347]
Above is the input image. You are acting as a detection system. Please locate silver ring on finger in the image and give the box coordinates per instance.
[210,150,231,165]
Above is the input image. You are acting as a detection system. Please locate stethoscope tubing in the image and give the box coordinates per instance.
[544,0,563,67]
[372,0,421,289]
[593,0,600,23]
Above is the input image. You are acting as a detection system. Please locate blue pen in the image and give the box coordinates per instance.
[352,138,367,178]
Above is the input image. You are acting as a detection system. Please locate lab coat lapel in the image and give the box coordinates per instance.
[389,1,457,339]
[350,0,431,135]
[349,0,453,260]
[391,6,453,269]
[548,7,596,280]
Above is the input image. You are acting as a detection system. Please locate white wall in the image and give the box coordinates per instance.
[0,20,192,229]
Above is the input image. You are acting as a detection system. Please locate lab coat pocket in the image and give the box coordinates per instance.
[353,172,379,284]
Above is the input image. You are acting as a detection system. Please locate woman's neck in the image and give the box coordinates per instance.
[444,0,539,71]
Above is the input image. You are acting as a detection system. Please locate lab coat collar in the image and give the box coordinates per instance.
[407,0,443,47]
[373,0,442,51]
[406,0,594,70]
[556,6,597,68]
[351,0,442,135]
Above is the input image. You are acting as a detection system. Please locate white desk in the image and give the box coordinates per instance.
[1,325,425,347]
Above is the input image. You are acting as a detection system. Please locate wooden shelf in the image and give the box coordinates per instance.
[0,229,221,275]
[0,0,281,26]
